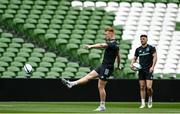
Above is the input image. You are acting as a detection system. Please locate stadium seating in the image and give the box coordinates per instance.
[0,0,180,79]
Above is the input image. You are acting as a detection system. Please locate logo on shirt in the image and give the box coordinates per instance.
[146,47,149,52]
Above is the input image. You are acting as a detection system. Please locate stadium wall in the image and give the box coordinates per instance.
[0,79,179,102]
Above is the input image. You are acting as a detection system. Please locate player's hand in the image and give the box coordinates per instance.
[85,45,91,49]
[149,67,154,73]
[130,64,135,71]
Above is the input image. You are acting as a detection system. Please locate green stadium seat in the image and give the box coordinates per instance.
[47,0,58,6]
[0,0,9,5]
[0,67,5,74]
[0,56,13,63]
[0,37,11,43]
[36,67,49,73]
[94,39,105,43]
[169,0,179,3]
[36,23,48,29]
[76,19,88,25]
[49,24,61,29]
[64,19,76,25]
[51,67,63,74]
[2,13,14,24]
[23,0,34,5]
[74,24,86,30]
[17,52,29,58]
[28,57,41,63]
[7,66,20,72]
[17,9,29,15]
[44,52,56,58]
[32,71,45,78]
[5,9,16,15]
[2,71,16,78]
[26,61,38,68]
[0,42,8,48]
[31,52,43,58]
[61,71,75,78]
[67,62,79,68]
[46,72,59,79]
[156,0,168,3]
[81,39,94,44]
[20,4,31,10]
[14,56,26,63]
[77,48,89,65]
[0,61,9,67]
[91,49,102,54]
[15,14,27,20]
[19,47,32,53]
[8,4,19,10]
[45,4,57,10]
[6,47,19,53]
[66,43,79,58]
[58,33,70,40]
[43,9,55,15]
[65,67,77,74]
[39,62,52,68]
[40,14,52,20]
[17,71,28,78]
[42,57,55,63]
[85,29,97,35]
[55,57,68,64]
[84,34,96,40]
[9,43,21,48]
[70,34,83,40]
[87,24,99,30]
[26,18,38,24]
[89,53,101,67]
[69,38,81,45]
[144,0,156,2]
[33,4,44,10]
[3,52,16,57]
[56,38,68,53]
[44,33,57,48]
[1,32,13,38]
[47,29,59,35]
[12,38,24,43]
[11,61,23,68]
[33,48,45,53]
[78,67,91,73]
[62,24,74,30]
[0,47,4,53]
[71,29,84,38]
[76,71,87,78]
[35,0,46,5]
[53,62,66,69]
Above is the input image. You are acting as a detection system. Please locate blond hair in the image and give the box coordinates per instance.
[105,26,114,33]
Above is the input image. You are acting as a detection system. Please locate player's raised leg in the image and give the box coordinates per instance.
[61,70,98,88]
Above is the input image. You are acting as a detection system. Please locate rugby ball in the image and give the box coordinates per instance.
[24,64,33,74]
[132,63,142,71]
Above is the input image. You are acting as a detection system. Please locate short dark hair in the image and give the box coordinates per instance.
[140,34,147,38]
[105,26,114,33]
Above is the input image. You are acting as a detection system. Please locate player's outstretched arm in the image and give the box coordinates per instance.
[85,43,108,49]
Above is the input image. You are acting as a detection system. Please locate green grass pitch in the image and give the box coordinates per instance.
[0,102,179,114]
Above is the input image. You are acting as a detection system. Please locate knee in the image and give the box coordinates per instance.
[140,85,146,90]
[147,86,152,90]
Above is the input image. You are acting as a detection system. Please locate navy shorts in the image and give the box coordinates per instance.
[138,69,153,80]
[95,65,114,81]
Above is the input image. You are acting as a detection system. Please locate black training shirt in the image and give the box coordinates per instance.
[102,40,119,66]
[135,44,156,69]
